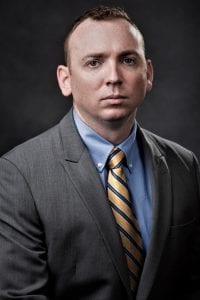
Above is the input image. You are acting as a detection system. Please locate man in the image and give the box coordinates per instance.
[0,5,200,300]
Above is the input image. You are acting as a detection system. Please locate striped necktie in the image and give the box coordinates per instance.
[107,147,144,293]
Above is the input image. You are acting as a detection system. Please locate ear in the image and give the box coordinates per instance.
[57,65,72,96]
[146,59,154,92]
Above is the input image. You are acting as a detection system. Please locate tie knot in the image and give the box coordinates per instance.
[108,148,125,169]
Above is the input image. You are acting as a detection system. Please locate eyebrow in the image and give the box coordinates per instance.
[120,50,140,57]
[81,54,102,61]
[81,49,140,61]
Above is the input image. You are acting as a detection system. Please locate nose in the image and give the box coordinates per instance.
[105,61,122,86]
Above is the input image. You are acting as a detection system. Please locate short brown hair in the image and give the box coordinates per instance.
[64,5,145,65]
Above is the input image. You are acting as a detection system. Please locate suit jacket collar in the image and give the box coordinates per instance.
[136,128,172,300]
[58,110,172,300]
[58,109,85,162]
[58,109,132,297]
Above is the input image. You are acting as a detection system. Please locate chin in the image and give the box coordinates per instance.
[102,109,135,122]
[101,116,131,128]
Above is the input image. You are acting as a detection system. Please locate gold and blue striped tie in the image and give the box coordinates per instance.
[107,147,144,293]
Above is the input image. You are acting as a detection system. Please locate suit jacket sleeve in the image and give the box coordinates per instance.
[193,153,200,197]
[0,157,49,299]
[190,153,200,299]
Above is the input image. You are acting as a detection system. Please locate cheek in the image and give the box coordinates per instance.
[70,76,99,107]
[71,72,100,93]
[131,73,148,93]
[70,78,86,100]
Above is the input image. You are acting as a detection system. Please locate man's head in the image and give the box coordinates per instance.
[57,5,153,138]
[63,6,145,66]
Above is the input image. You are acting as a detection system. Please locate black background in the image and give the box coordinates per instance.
[0,0,199,158]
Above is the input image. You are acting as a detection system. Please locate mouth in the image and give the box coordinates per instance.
[101,94,127,101]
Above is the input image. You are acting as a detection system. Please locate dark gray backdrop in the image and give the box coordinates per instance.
[0,0,199,158]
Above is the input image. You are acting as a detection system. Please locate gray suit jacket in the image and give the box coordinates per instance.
[0,109,200,300]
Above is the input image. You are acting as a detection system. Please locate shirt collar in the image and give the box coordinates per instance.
[73,110,138,173]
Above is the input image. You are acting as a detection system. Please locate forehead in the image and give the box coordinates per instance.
[68,18,144,57]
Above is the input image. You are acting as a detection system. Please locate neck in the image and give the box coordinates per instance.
[75,109,136,145]
[93,119,135,145]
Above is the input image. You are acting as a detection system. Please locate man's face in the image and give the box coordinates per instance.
[63,18,153,128]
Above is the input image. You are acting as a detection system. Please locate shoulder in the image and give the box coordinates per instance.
[0,116,66,177]
[139,128,200,198]
[139,127,198,168]
[1,109,75,162]
[2,124,59,162]
[0,109,79,176]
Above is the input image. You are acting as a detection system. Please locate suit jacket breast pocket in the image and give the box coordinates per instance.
[168,218,197,239]
[166,218,200,291]
[167,217,198,264]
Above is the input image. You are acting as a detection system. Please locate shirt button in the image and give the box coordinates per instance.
[97,162,103,169]
[129,163,133,168]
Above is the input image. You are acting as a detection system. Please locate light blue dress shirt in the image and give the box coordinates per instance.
[73,110,152,251]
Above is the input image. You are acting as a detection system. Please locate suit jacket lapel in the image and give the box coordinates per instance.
[58,110,132,298]
[136,128,172,300]
[57,111,172,299]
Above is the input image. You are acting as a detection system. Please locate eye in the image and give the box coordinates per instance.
[86,59,101,68]
[122,57,136,65]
